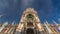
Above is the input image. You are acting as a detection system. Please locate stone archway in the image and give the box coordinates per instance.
[26,28,34,34]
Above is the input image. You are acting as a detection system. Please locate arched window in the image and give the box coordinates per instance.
[26,28,34,34]
[26,14,34,20]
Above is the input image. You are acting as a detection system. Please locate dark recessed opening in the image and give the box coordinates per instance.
[27,22,33,27]
[26,28,34,34]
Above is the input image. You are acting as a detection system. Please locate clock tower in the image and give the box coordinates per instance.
[15,8,45,34]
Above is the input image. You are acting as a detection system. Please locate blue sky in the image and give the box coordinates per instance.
[0,0,60,24]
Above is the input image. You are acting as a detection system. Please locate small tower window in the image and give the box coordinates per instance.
[26,14,34,20]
